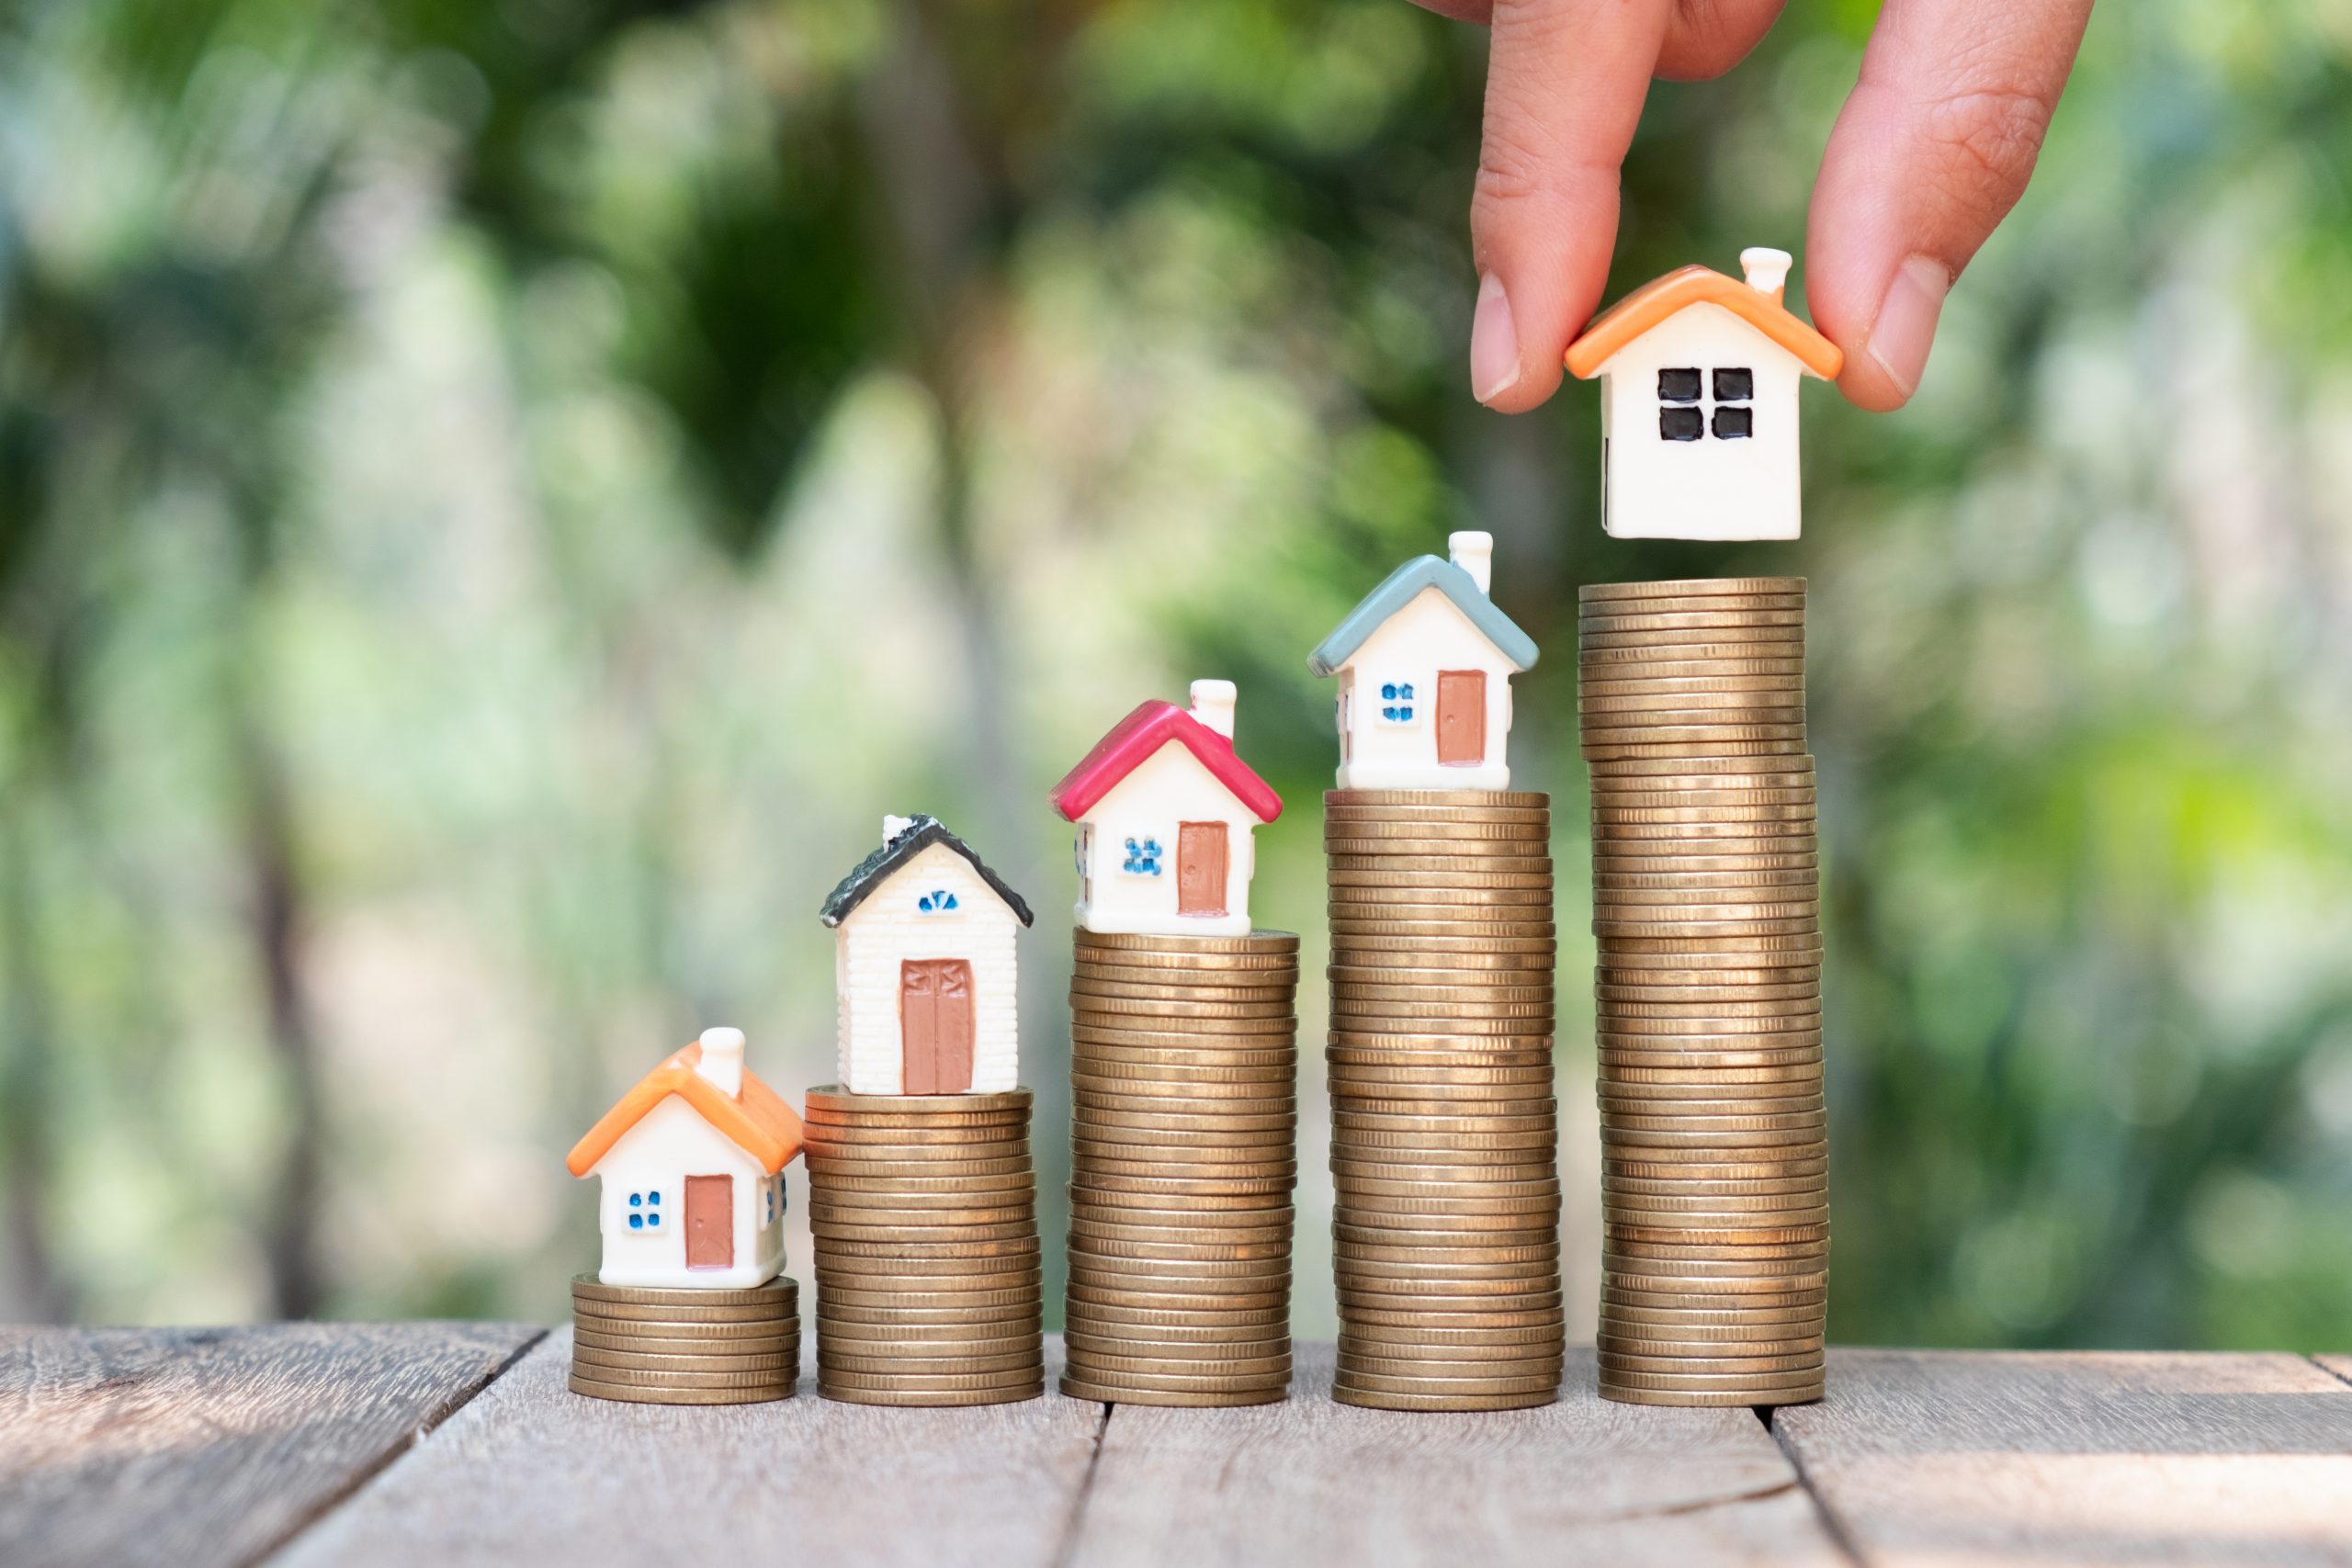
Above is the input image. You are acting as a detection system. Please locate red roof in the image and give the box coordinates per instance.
[566,1041,805,1179]
[1049,701,1283,824]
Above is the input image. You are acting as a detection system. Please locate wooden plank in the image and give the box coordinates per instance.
[271,1327,1103,1568]
[2318,1357,2352,1388]
[1774,1349,2352,1567]
[1064,1344,1844,1568]
[0,1322,539,1568]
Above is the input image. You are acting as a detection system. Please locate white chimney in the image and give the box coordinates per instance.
[883,814,917,844]
[1740,247,1792,304]
[695,1025,745,1097]
[1449,531,1494,595]
[1189,679,1238,739]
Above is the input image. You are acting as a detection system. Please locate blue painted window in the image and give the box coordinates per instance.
[627,1190,662,1229]
[1122,836,1164,876]
[915,888,960,913]
[1379,682,1417,724]
[628,1213,641,1229]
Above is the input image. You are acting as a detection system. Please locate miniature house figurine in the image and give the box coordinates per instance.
[820,815,1033,1096]
[1048,680,1283,939]
[1566,246,1843,542]
[565,1026,803,1290]
[1308,530,1539,792]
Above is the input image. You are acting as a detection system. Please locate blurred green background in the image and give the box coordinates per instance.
[3,0,2347,1348]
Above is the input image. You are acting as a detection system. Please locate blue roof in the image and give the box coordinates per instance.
[1306,554,1540,677]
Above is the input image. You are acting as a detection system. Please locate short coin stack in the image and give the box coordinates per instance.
[803,1087,1045,1406]
[568,1273,801,1404]
[1577,576,1826,1407]
[1325,787,1564,1411]
[1063,928,1300,1406]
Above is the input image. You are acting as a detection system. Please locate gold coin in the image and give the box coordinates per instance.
[1579,577,1804,602]
[1062,1352,1289,1382]
[1328,924,1558,944]
[1067,1283,1291,1314]
[1329,788,1549,809]
[1335,1214,1558,1244]
[1329,1060,1555,1086]
[818,1344,1046,1375]
[1326,1153,1557,1183]
[1599,1365,1824,1393]
[1337,1287,1565,1314]
[568,1373,790,1405]
[1328,976,1555,1002]
[1072,944,1301,971]
[570,1274,797,1308]
[1056,1378,1286,1408]
[1069,1260,1293,1292]
[1601,925,1823,952]
[1595,976,1820,1002]
[571,1344,796,1374]
[1604,1183,1826,1210]
[1072,928,1300,953]
[1069,1211,1294,1241]
[1073,1086,1296,1115]
[567,1359,797,1390]
[1071,1040,1296,1068]
[808,1197,1036,1225]
[1601,1303,1826,1331]
[1332,1367,1561,1398]
[815,1382,1044,1408]
[1070,1067,1295,1096]
[571,1322,797,1354]
[1062,1320,1291,1349]
[1342,1307,1565,1334]
[1327,848,1551,870]
[1596,988,1822,1016]
[1073,1159,1300,1186]
[1332,1089,1555,1117]
[1601,1080,1823,1110]
[815,1165,1039,1194]
[1327,1040,1554,1064]
[1599,1052,1822,1077]
[813,1312,1038,1340]
[802,1108,1030,1134]
[1329,1383,1558,1412]
[1583,741,1810,763]
[1604,1151,1827,1179]
[1337,1255,1558,1282]
[816,1228,1039,1256]
[1599,1095,1826,1121]
[1069,1236,1295,1268]
[1319,815,1547,839]
[806,1120,1034,1146]
[1337,1350,1566,1383]
[809,1213,1038,1241]
[1579,691,1809,720]
[1603,1288,1825,1314]
[1070,1185,1295,1214]
[1078,994,1297,1020]
[817,1365,1047,1394]
[1070,976,1299,1004]
[571,1299,800,1326]
[1072,1105,1299,1135]
[1579,717,1809,746]
[1065,1298,1288,1329]
[1337,953,1555,976]
[1588,750,1815,776]
[815,1287,1040,1314]
[1329,933,1557,955]
[1594,859,1819,885]
[803,1086,1033,1118]
[1580,604,1804,629]
[1073,1169,1297,1198]
[1580,672,1806,700]
[1323,841,1553,864]
[1588,776,1815,801]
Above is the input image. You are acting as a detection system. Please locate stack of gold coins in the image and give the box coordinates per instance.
[568,1273,800,1404]
[1577,577,1826,1408]
[1325,787,1564,1412]
[1062,928,1300,1406]
[802,1087,1045,1406]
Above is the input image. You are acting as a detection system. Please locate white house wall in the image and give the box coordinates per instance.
[1597,302,1807,541]
[1333,586,1520,791]
[589,1095,785,1289]
[1074,740,1260,939]
[834,840,1022,1093]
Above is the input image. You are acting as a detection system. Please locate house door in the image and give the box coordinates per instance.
[1176,822,1228,917]
[684,1175,733,1269]
[899,959,975,1095]
[1435,671,1487,766]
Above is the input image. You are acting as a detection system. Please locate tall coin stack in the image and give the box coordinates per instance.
[1062,928,1300,1406]
[569,1273,801,1404]
[1325,787,1564,1412]
[803,1087,1046,1406]
[1577,577,1826,1407]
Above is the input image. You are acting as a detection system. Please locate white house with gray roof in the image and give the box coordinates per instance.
[819,815,1033,1096]
[1306,531,1539,792]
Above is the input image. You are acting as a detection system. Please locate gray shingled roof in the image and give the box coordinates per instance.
[1306,553,1540,677]
[818,815,1035,929]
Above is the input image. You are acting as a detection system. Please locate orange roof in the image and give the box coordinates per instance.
[1566,265,1843,381]
[566,1042,806,1178]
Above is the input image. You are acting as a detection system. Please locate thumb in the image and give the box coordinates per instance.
[1804,0,2095,411]
[1468,0,1674,413]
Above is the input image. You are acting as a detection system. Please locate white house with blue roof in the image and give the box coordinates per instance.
[1306,531,1539,792]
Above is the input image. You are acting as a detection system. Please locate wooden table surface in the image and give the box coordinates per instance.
[6,1327,2350,1568]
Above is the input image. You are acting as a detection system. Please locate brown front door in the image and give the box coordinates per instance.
[899,958,975,1094]
[684,1175,732,1269]
[1176,822,1229,917]
[1435,670,1487,766]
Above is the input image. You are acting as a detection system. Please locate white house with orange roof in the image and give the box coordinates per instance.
[1048,680,1284,939]
[566,1026,804,1289]
[1566,247,1845,541]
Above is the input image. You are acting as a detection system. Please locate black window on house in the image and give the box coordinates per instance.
[1657,366,1754,442]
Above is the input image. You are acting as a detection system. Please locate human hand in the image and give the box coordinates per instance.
[1429,0,2096,412]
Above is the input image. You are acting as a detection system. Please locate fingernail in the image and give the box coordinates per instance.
[1471,273,1520,405]
[1866,255,1951,399]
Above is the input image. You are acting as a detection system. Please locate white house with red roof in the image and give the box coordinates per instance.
[565,1026,805,1289]
[1049,680,1283,938]
[1566,247,1844,541]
